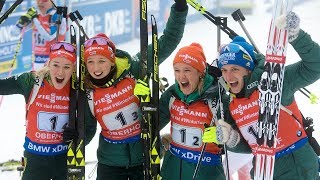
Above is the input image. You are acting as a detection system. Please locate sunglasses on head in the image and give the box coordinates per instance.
[84,37,115,51]
[221,43,253,61]
[50,42,76,53]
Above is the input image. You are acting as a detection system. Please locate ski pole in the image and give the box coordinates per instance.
[69,10,89,40]
[192,123,210,180]
[0,0,23,25]
[217,78,230,180]
[232,9,261,54]
[216,17,230,180]
[186,0,237,39]
[49,0,57,8]
[55,6,68,41]
[299,88,319,104]
[0,0,5,12]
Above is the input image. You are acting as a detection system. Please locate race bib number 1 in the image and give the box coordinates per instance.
[172,123,202,148]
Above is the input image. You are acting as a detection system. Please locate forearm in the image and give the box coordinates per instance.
[0,72,34,97]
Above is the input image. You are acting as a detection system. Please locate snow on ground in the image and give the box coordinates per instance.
[1,0,320,179]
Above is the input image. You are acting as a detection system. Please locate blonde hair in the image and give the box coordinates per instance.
[197,76,204,94]
[34,63,52,85]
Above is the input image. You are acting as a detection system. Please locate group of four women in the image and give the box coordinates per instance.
[1,0,319,179]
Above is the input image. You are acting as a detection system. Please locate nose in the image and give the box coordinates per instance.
[57,67,64,76]
[93,62,100,71]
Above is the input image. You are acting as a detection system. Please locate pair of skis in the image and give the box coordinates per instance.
[255,0,293,179]
[66,25,86,179]
[139,0,161,179]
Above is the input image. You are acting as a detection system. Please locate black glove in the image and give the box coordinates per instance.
[174,0,187,12]
[207,63,222,78]
[17,15,31,28]
[17,7,38,28]
[63,125,78,143]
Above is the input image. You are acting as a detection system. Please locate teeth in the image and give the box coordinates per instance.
[95,72,102,76]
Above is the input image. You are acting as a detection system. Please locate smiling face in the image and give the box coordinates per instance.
[221,64,250,94]
[173,63,203,95]
[86,54,115,79]
[48,57,75,89]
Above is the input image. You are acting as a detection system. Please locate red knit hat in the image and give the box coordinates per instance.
[173,43,207,74]
[84,33,116,62]
[49,42,76,64]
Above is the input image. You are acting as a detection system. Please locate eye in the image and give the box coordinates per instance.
[231,68,239,72]
[99,59,106,63]
[64,66,71,70]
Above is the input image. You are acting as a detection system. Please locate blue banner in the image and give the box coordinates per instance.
[72,0,134,44]
[0,0,33,79]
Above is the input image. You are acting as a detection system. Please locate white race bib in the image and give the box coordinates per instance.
[102,103,139,131]
[37,111,69,132]
[172,123,203,148]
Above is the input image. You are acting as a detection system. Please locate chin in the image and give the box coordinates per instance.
[53,82,66,90]
[230,88,241,94]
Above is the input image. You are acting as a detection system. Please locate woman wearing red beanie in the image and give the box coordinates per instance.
[0,41,90,180]
[158,43,227,180]
[80,0,189,179]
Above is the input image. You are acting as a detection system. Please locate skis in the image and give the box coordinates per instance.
[150,15,161,180]
[139,0,161,179]
[66,25,86,180]
[255,0,293,179]
[139,0,149,178]
[75,27,86,180]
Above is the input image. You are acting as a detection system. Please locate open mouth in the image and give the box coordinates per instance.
[56,77,64,83]
[180,81,190,88]
[229,81,239,88]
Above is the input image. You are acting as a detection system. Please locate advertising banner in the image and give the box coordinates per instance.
[0,0,33,79]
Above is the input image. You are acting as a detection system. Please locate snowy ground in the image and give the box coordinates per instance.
[1,0,320,179]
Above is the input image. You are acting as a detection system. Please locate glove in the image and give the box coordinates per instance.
[16,15,31,29]
[26,7,38,20]
[63,125,78,143]
[161,133,172,157]
[202,126,219,144]
[216,120,240,148]
[174,0,187,12]
[17,7,38,28]
[275,11,300,42]
[134,79,150,102]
